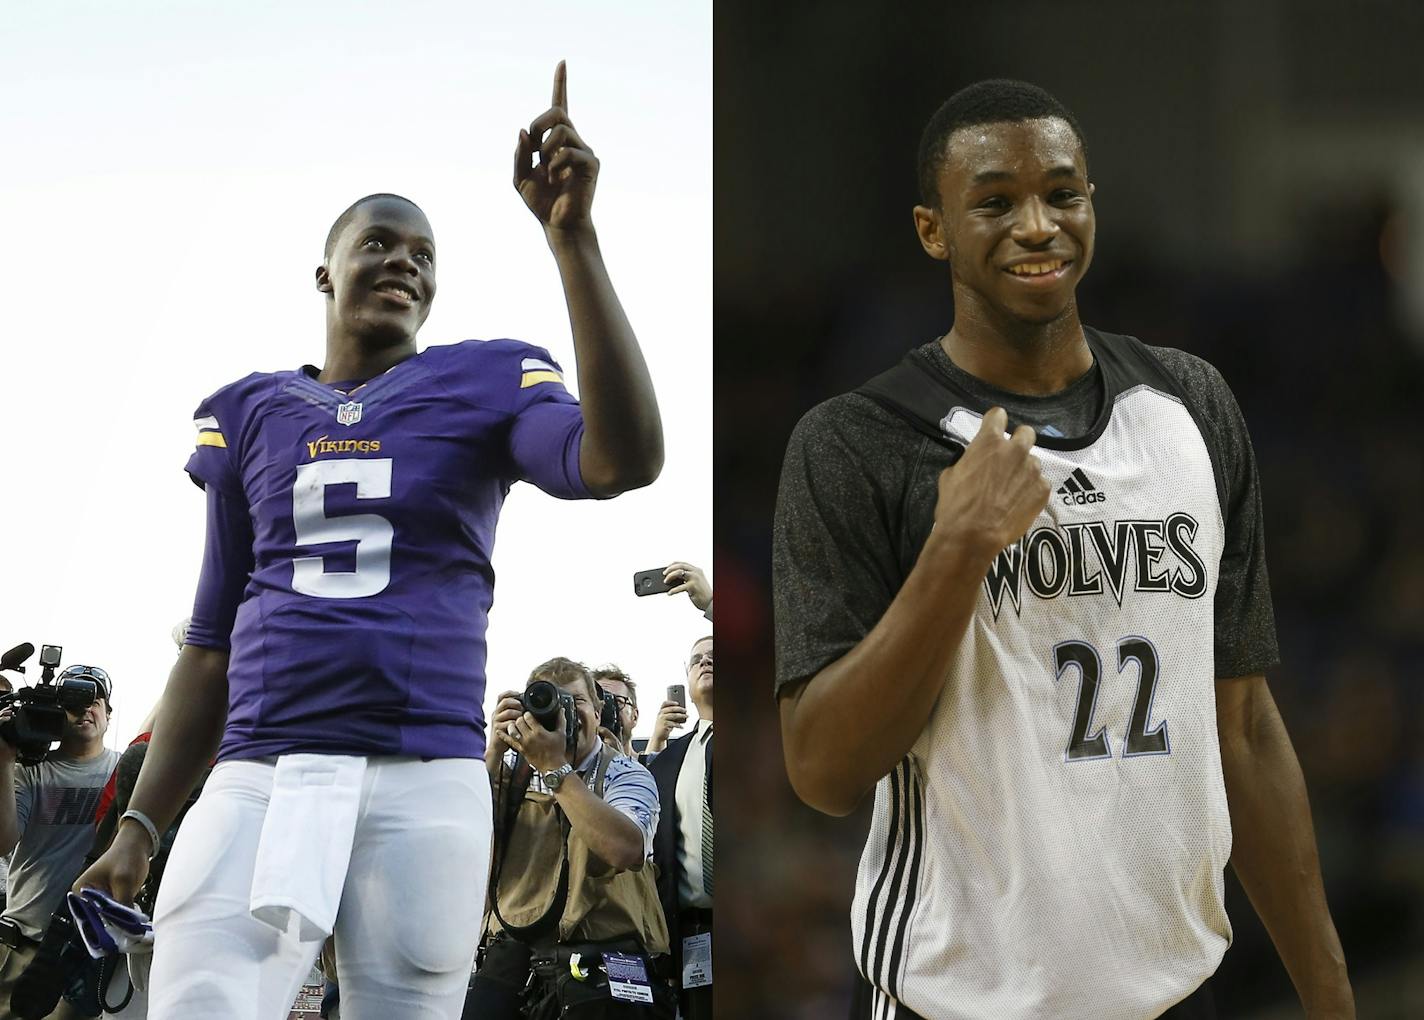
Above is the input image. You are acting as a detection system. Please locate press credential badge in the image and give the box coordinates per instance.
[682,932,711,989]
[603,952,653,1004]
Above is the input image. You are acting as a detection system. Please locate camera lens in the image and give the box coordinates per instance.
[521,680,564,732]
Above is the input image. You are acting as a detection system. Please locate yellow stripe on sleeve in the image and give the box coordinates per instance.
[196,432,227,448]
[520,370,564,389]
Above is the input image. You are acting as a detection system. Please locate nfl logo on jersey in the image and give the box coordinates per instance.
[335,401,363,426]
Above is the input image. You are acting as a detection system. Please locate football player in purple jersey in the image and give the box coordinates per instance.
[73,63,663,1020]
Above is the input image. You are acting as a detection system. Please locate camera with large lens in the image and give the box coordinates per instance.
[520,680,579,758]
[596,684,622,740]
[0,644,101,767]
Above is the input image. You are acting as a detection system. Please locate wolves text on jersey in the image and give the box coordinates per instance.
[984,512,1207,618]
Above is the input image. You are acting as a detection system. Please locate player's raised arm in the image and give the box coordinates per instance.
[778,409,1050,816]
[514,61,663,496]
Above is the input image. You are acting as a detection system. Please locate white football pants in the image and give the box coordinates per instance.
[147,756,492,1020]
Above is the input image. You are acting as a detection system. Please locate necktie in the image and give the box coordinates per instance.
[701,727,713,897]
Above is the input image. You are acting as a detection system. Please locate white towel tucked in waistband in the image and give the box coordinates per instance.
[249,754,366,942]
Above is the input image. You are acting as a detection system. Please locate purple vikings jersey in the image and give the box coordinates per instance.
[183,339,590,762]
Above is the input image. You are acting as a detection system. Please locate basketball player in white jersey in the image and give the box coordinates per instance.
[772,80,1354,1020]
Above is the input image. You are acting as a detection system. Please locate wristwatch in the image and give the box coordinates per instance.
[542,763,574,791]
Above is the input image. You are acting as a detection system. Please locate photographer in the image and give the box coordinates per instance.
[590,668,638,759]
[0,667,121,1020]
[467,658,672,1019]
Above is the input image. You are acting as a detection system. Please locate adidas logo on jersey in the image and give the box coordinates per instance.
[1058,467,1106,505]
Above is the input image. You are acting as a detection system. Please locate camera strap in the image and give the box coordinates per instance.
[98,953,135,1013]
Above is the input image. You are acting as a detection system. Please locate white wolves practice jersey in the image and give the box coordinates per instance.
[773,329,1279,1020]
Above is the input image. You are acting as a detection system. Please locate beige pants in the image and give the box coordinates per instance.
[0,938,93,1020]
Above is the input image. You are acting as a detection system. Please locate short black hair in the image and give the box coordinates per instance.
[323,193,424,261]
[917,79,1087,208]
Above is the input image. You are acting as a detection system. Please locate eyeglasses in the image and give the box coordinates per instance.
[610,695,633,710]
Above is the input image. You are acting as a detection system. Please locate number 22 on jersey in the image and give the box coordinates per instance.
[1052,636,1170,762]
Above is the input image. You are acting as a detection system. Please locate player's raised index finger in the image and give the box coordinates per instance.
[552,60,567,111]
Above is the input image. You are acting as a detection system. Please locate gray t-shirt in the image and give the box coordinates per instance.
[5,747,121,937]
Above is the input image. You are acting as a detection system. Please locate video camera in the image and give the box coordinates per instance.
[520,680,579,758]
[0,643,104,766]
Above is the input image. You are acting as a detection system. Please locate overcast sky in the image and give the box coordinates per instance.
[0,1,711,749]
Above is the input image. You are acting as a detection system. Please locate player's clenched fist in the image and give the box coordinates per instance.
[933,407,1051,563]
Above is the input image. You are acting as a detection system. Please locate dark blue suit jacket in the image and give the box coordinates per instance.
[646,725,711,971]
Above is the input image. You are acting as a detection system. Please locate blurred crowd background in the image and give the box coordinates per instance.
[715,1,1424,1016]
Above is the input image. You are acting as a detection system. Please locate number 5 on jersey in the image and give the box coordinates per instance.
[291,458,394,599]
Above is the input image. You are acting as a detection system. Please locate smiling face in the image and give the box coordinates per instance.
[63,695,109,744]
[916,117,1094,327]
[317,196,437,348]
